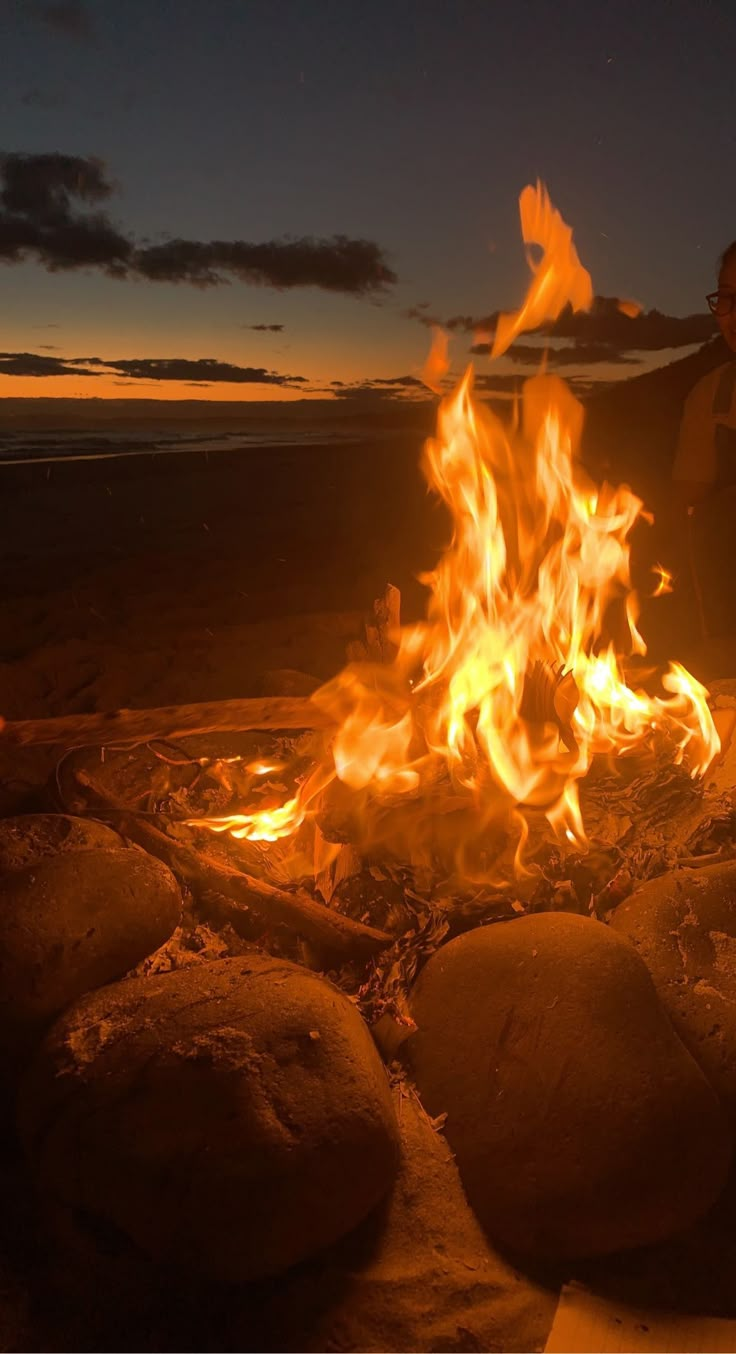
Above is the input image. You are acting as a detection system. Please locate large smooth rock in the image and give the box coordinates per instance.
[609,861,736,1121]
[0,813,121,872]
[0,847,181,1064]
[19,955,400,1282]
[232,1084,557,1353]
[24,1084,556,1353]
[408,913,731,1260]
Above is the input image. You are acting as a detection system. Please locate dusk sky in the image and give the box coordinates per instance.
[0,0,733,402]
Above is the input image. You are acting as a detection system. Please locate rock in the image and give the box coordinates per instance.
[227,1083,557,1353]
[408,913,731,1260]
[24,1084,556,1353]
[19,955,399,1283]
[609,861,736,1122]
[0,813,121,872]
[0,847,181,1065]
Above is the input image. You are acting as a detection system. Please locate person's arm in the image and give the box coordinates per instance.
[672,377,716,511]
[671,477,709,518]
[664,380,715,604]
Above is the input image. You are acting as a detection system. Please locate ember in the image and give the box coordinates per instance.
[192,185,719,874]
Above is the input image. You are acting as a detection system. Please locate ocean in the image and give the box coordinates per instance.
[0,401,435,466]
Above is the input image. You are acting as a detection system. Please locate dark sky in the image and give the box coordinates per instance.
[0,0,733,400]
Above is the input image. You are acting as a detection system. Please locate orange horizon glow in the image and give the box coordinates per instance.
[0,373,327,402]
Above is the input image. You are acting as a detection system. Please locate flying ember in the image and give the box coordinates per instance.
[192,184,719,874]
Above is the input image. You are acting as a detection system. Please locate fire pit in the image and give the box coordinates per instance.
[3,184,736,1352]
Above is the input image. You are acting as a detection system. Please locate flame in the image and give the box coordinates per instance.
[491,182,593,358]
[193,184,719,873]
[652,563,673,597]
[421,326,450,394]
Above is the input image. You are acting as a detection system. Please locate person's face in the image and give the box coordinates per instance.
[713,255,736,354]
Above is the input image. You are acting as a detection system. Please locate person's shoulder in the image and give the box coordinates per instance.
[683,361,732,412]
[684,360,730,400]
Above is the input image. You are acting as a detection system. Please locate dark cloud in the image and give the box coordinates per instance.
[469,340,638,366]
[38,343,59,351]
[0,153,130,273]
[0,153,396,294]
[0,349,306,386]
[0,152,112,220]
[331,373,428,400]
[406,294,715,354]
[331,384,408,401]
[86,357,307,385]
[403,305,474,332]
[34,1,93,39]
[246,323,285,332]
[0,350,97,377]
[367,374,424,387]
[133,235,393,292]
[542,295,715,350]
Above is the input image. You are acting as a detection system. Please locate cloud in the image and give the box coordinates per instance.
[469,340,638,366]
[0,350,97,377]
[541,295,715,350]
[406,294,715,355]
[33,1,93,39]
[87,357,307,385]
[0,152,397,294]
[0,153,130,273]
[246,323,285,332]
[133,236,393,292]
[330,373,428,400]
[0,350,307,385]
[367,374,424,387]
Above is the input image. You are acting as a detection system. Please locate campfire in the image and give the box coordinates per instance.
[6,184,736,1350]
[188,183,719,884]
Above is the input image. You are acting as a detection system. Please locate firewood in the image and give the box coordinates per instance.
[0,696,334,749]
[347,583,401,663]
[71,770,392,964]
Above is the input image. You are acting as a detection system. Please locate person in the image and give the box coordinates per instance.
[673,240,736,504]
[670,241,736,641]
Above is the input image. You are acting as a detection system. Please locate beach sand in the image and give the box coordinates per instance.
[0,435,448,717]
[3,409,736,1350]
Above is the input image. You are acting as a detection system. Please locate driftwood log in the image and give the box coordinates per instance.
[72,770,392,964]
[0,696,334,748]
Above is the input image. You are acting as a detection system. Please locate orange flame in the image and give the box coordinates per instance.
[194,184,718,870]
[421,325,450,394]
[491,182,593,358]
[652,563,673,597]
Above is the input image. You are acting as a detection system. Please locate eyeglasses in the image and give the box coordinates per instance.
[706,290,736,316]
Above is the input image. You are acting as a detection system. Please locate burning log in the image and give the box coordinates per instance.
[347,583,401,664]
[0,695,334,749]
[71,769,392,964]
